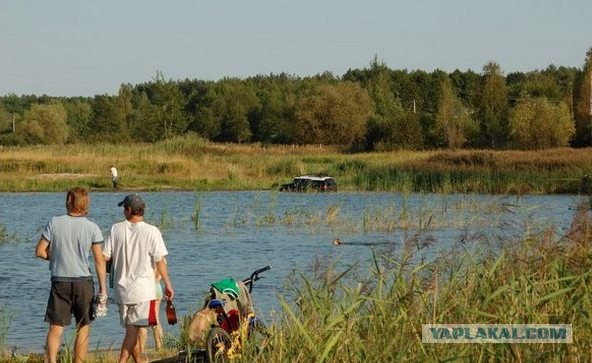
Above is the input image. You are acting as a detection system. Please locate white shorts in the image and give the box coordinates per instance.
[118,300,158,327]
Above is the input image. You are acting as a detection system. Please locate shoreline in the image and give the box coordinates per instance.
[3,347,179,363]
[2,143,592,194]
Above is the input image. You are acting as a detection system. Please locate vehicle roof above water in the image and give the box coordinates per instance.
[294,175,335,181]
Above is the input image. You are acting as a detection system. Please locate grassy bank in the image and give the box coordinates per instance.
[1,135,592,193]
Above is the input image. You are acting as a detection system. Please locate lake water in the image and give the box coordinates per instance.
[0,191,585,353]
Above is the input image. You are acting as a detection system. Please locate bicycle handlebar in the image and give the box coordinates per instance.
[253,265,271,276]
[243,265,271,293]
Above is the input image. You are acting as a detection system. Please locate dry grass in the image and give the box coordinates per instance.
[1,137,592,193]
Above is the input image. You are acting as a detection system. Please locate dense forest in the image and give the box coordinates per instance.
[1,48,591,151]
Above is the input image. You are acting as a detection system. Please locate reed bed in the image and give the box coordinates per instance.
[2,137,592,193]
[237,200,592,362]
[4,201,592,362]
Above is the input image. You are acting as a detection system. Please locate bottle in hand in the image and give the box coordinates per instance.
[166,300,177,325]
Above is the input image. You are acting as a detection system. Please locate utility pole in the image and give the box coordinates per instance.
[12,113,15,133]
[569,82,574,120]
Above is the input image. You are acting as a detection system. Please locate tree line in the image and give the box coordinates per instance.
[1,48,591,151]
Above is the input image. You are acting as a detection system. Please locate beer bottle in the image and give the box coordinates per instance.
[166,299,177,325]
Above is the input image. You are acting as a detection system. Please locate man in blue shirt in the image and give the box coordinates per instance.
[35,187,107,363]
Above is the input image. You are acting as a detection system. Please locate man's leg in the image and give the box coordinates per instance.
[45,324,64,363]
[137,326,148,355]
[74,324,90,363]
[120,326,145,363]
[152,299,163,350]
[152,324,163,350]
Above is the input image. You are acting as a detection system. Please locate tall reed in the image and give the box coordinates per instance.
[0,306,10,359]
[0,226,9,246]
[239,201,592,362]
[191,196,202,230]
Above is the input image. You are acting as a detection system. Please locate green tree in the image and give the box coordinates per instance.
[117,84,134,132]
[435,78,477,149]
[0,103,10,134]
[180,79,215,139]
[574,48,592,146]
[150,73,189,139]
[0,95,39,140]
[476,62,509,148]
[89,95,127,142]
[364,60,405,150]
[449,69,480,105]
[294,82,372,146]
[248,74,299,144]
[399,69,438,149]
[217,80,258,142]
[509,97,574,149]
[189,83,222,140]
[367,58,400,121]
[63,99,92,142]
[252,82,286,143]
[132,72,189,141]
[129,92,161,142]
[360,58,423,150]
[18,103,69,144]
[198,79,259,143]
[1,94,38,115]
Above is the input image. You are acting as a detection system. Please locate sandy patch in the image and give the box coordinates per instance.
[34,173,96,179]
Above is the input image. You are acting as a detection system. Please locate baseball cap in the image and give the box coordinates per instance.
[117,193,145,210]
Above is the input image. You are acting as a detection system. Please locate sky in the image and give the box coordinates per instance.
[1,0,590,97]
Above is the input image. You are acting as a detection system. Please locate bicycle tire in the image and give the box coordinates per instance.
[206,327,232,363]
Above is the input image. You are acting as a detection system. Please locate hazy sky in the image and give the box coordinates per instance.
[1,0,590,97]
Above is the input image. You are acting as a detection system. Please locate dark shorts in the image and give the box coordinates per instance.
[45,279,95,327]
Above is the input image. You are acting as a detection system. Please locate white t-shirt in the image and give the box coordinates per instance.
[110,167,118,178]
[103,220,168,304]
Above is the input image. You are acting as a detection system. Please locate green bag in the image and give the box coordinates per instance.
[211,278,240,300]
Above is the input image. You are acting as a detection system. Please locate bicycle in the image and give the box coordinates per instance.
[154,265,271,363]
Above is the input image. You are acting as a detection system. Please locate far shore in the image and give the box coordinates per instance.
[1,140,592,194]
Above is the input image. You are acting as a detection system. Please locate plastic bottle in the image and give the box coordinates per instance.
[95,294,108,318]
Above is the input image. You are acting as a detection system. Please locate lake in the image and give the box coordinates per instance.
[0,191,584,354]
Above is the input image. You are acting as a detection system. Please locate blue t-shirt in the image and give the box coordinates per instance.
[42,214,103,280]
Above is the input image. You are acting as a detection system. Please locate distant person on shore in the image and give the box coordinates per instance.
[35,186,107,363]
[110,165,119,189]
[104,193,174,363]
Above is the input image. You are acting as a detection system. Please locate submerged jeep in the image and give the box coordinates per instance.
[279,175,337,192]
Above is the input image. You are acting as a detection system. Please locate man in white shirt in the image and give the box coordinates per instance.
[104,193,174,363]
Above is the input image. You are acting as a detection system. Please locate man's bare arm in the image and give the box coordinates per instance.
[155,257,174,300]
[35,237,50,260]
[91,243,107,296]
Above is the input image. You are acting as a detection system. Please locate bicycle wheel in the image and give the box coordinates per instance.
[206,327,232,363]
